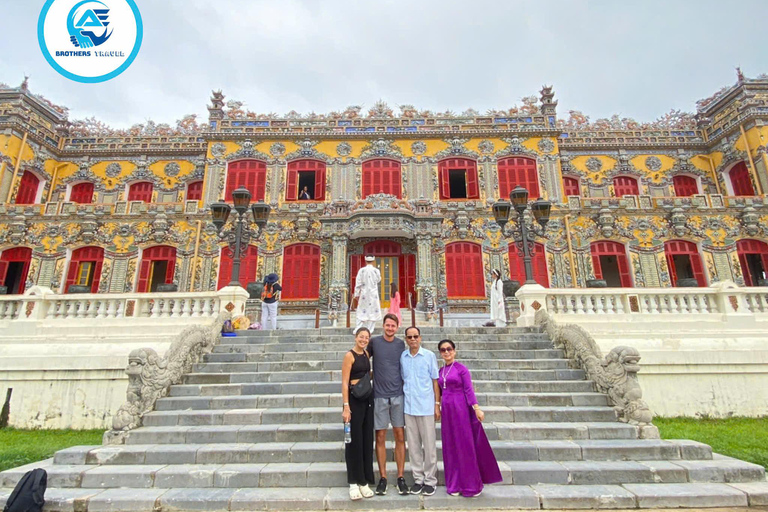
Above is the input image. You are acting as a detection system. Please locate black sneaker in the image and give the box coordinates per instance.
[397,477,409,495]
[410,483,423,495]
[422,485,436,496]
[375,478,387,495]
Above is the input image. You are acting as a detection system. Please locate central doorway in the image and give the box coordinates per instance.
[350,240,416,309]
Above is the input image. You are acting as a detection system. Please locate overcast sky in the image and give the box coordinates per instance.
[2,0,767,128]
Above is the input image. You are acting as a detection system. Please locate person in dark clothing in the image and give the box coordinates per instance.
[261,273,282,330]
[341,327,375,500]
[299,186,312,200]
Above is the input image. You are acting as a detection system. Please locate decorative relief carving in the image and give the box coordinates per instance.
[269,142,286,157]
[163,162,181,177]
[336,142,352,157]
[411,141,427,156]
[645,156,662,172]
[105,162,122,178]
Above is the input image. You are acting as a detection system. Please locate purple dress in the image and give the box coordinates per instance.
[439,361,502,496]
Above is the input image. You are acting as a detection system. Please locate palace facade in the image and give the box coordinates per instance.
[1,74,768,315]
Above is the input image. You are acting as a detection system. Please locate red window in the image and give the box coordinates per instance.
[226,160,267,201]
[563,176,581,197]
[362,159,401,199]
[445,242,485,298]
[737,239,768,286]
[217,245,258,290]
[127,181,153,202]
[509,242,549,287]
[286,160,326,201]
[590,241,631,287]
[137,246,176,292]
[186,181,203,201]
[672,175,699,197]
[0,247,32,294]
[15,171,40,205]
[664,240,706,287]
[65,246,104,293]
[730,162,755,196]
[498,157,539,199]
[70,182,95,204]
[613,176,639,197]
[349,241,416,308]
[281,244,320,300]
[439,158,479,199]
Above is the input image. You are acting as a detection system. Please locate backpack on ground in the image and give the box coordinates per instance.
[3,468,46,512]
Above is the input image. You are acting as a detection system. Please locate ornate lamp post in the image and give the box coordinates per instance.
[210,186,271,287]
[493,185,551,284]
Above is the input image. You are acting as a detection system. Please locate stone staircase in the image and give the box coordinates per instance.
[1,326,767,510]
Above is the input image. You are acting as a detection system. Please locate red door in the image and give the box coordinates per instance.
[186,181,203,201]
[70,182,95,204]
[590,241,632,287]
[730,162,755,196]
[672,176,699,197]
[613,176,639,197]
[217,245,258,289]
[0,247,32,294]
[498,157,539,199]
[65,246,105,293]
[445,242,485,298]
[128,182,153,202]
[286,160,326,201]
[282,244,320,300]
[362,159,401,198]
[226,160,267,201]
[737,239,768,286]
[15,171,40,205]
[439,158,479,199]
[664,240,706,286]
[348,241,415,308]
[509,242,549,287]
[563,176,580,197]
[137,246,176,292]
[399,253,416,308]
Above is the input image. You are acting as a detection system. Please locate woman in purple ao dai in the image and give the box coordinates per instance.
[437,339,502,497]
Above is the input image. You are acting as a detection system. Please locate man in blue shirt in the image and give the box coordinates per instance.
[400,326,440,495]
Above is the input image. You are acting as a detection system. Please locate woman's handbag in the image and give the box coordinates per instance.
[350,373,373,399]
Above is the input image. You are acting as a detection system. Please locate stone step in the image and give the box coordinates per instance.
[170,379,597,397]
[198,357,571,371]
[233,326,540,337]
[122,422,640,445]
[216,340,555,352]
[51,439,713,466]
[211,346,566,359]
[155,392,609,411]
[220,332,551,343]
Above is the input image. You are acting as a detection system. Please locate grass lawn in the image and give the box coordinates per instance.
[0,429,103,473]
[655,417,768,468]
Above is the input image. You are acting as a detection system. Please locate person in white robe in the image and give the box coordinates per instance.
[490,269,506,327]
[353,255,382,333]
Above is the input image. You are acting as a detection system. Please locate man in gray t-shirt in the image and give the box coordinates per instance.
[367,314,408,495]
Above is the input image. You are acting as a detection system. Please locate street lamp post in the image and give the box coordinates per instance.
[493,185,552,285]
[210,186,271,287]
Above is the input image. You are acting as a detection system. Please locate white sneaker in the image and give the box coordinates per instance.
[359,484,374,498]
[349,484,362,501]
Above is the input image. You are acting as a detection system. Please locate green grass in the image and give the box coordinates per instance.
[0,428,103,472]
[655,417,768,468]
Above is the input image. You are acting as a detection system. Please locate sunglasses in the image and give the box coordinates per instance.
[405,335,419,340]
[439,347,454,353]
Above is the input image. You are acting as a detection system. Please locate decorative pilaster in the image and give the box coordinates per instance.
[415,234,437,311]
[330,235,349,307]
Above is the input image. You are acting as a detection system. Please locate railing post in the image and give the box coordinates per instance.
[216,286,249,317]
[439,308,444,327]
[314,309,320,329]
[514,283,549,327]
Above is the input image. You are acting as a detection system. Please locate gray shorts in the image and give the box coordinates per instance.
[373,395,405,430]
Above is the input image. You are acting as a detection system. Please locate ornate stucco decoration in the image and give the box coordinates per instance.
[284,139,329,162]
[668,207,688,237]
[269,142,286,157]
[359,139,403,160]
[494,136,539,160]
[163,162,181,177]
[105,162,122,178]
[596,208,616,238]
[123,156,164,188]
[433,138,480,161]
[225,139,271,162]
[740,206,760,236]
[410,141,427,156]
[349,193,414,213]
[336,142,352,157]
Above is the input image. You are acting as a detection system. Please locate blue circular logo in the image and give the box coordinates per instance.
[38,0,143,83]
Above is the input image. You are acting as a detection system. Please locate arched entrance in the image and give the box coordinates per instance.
[350,240,416,308]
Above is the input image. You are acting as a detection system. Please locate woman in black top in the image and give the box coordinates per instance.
[341,327,375,500]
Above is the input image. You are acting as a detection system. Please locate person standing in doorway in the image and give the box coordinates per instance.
[299,186,311,200]
[367,314,408,496]
[489,269,506,327]
[352,255,382,334]
[261,273,281,330]
[400,326,439,496]
[388,282,402,326]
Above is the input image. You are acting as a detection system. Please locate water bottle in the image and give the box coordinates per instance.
[344,422,352,444]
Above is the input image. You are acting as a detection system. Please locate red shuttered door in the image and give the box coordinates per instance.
[509,242,549,287]
[590,241,632,287]
[137,246,176,292]
[15,171,40,205]
[226,160,267,201]
[282,244,320,300]
[286,160,326,201]
[736,239,768,286]
[730,162,755,196]
[128,182,153,202]
[217,245,258,289]
[398,253,416,308]
[0,247,32,294]
[664,240,706,286]
[439,158,479,199]
[65,246,105,293]
[563,177,580,197]
[672,176,699,197]
[498,157,540,199]
[70,182,95,204]
[445,242,485,298]
[186,181,203,201]
[362,159,401,198]
[613,176,639,197]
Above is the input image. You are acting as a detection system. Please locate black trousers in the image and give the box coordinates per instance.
[345,393,375,485]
